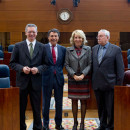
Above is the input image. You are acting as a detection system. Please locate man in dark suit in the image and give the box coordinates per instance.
[92,29,124,130]
[9,24,48,130]
[42,29,66,130]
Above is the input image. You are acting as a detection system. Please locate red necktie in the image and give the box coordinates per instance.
[52,46,56,64]
[52,46,56,74]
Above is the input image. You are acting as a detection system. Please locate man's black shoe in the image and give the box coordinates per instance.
[95,126,106,130]
[43,127,49,130]
[106,128,114,130]
[55,125,64,130]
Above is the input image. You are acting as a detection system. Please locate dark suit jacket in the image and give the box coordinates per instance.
[42,43,66,88]
[92,43,124,91]
[9,40,48,91]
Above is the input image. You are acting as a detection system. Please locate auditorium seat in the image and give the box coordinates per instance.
[0,45,3,51]
[0,50,4,60]
[4,52,11,59]
[0,64,10,88]
[127,49,130,57]
[8,44,15,53]
[128,55,130,68]
[123,70,130,86]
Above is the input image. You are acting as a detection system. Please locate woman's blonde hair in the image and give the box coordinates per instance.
[70,30,88,45]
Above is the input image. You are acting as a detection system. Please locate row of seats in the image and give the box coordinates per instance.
[0,64,130,88]
[0,45,14,59]
[0,64,10,88]
[0,49,16,87]
[0,52,12,69]
[0,45,14,52]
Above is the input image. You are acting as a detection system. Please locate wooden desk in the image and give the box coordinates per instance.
[0,87,20,130]
[114,86,130,130]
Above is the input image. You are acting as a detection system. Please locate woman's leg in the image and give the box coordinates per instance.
[72,99,78,129]
[80,100,87,129]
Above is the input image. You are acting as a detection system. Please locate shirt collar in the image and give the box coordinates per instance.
[100,42,109,49]
[49,42,57,47]
[26,39,36,46]
[104,42,109,49]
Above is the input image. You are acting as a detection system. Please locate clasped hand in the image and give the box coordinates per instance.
[73,74,85,81]
[23,66,38,75]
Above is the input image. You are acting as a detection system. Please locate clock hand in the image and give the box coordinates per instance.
[64,13,65,19]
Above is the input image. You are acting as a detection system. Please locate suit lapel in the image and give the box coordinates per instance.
[70,46,78,59]
[94,45,99,64]
[23,41,31,59]
[46,43,54,64]
[32,41,39,59]
[100,43,113,64]
[56,45,60,64]
[79,45,87,59]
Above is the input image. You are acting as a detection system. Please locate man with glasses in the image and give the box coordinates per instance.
[10,24,48,130]
[92,29,124,130]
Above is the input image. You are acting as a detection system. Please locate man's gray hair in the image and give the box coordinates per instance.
[98,29,110,39]
[25,24,37,32]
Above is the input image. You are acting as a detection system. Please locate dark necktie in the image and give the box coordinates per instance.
[52,46,56,64]
[29,43,33,58]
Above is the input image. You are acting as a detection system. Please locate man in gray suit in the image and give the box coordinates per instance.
[92,29,124,130]
[10,24,48,130]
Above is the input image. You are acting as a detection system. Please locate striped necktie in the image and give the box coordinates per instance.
[29,43,33,58]
[98,46,104,64]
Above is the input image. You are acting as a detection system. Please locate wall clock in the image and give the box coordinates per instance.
[57,9,73,24]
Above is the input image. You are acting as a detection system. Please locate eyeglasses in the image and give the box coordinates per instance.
[96,35,106,39]
[27,31,37,34]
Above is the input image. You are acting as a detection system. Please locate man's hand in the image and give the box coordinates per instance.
[31,67,38,75]
[23,66,31,74]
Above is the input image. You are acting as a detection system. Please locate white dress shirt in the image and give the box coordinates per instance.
[49,42,58,61]
[26,39,36,52]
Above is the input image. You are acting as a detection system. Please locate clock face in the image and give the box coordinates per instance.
[60,12,70,21]
[57,9,73,24]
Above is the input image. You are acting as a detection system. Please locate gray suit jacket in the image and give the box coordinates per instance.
[9,40,48,90]
[65,45,91,77]
[92,43,124,91]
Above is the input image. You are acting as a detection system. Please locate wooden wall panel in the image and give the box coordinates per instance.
[0,0,130,44]
[109,32,120,46]
[10,32,22,44]
[0,0,130,31]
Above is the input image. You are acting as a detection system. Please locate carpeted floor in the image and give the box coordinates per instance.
[28,118,99,130]
[50,97,80,110]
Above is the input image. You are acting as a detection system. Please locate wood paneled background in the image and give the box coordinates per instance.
[0,0,130,45]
